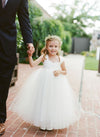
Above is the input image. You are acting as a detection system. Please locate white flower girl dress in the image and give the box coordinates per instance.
[10,55,81,130]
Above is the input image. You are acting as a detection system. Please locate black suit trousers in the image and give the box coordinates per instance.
[0,65,15,123]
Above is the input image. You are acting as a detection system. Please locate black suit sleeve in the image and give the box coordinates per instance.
[17,0,33,45]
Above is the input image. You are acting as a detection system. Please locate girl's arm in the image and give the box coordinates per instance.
[28,55,44,67]
[60,61,67,75]
[53,61,67,76]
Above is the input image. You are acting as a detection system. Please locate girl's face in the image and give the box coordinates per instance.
[46,40,60,56]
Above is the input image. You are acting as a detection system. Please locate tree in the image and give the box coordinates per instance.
[41,19,64,43]
[52,0,100,37]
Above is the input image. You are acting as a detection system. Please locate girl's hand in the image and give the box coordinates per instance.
[27,50,33,57]
[53,70,61,77]
[27,44,35,57]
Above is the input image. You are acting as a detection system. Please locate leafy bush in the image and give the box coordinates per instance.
[81,51,96,57]
[32,19,65,56]
[61,31,72,53]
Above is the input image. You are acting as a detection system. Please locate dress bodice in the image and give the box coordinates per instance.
[43,55,64,70]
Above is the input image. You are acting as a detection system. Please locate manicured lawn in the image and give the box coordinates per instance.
[85,56,99,71]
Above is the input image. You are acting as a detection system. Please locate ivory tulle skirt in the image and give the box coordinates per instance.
[9,68,81,130]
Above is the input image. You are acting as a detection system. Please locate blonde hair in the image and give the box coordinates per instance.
[41,35,62,56]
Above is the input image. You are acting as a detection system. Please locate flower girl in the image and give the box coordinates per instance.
[10,35,81,130]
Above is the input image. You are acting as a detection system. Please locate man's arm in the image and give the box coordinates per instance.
[17,0,33,44]
[17,0,35,54]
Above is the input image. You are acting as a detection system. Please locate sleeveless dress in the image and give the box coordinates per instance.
[9,55,81,130]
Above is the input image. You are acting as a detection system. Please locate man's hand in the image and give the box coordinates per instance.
[27,43,35,57]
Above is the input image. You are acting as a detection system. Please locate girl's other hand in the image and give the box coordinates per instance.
[53,70,61,77]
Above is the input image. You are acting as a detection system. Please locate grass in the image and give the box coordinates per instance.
[85,56,99,71]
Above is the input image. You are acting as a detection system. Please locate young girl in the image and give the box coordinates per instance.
[10,35,81,130]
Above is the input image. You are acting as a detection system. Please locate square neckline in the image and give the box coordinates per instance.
[47,55,60,63]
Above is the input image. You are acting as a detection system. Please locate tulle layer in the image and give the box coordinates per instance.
[10,68,81,130]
